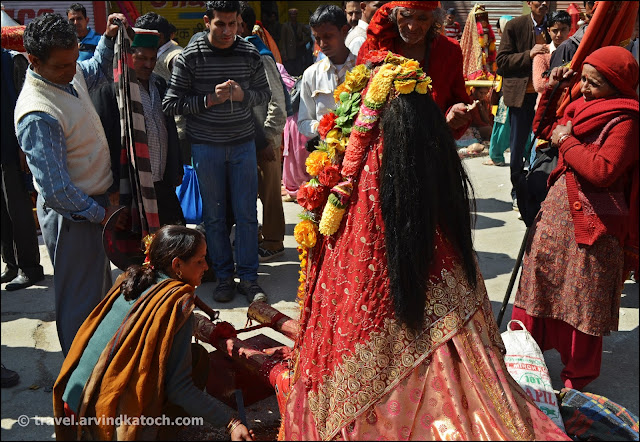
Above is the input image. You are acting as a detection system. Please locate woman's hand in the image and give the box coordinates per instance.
[547,66,576,90]
[230,423,255,441]
[551,121,573,147]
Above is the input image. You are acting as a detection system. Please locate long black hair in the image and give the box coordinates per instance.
[380,93,477,329]
[120,225,205,301]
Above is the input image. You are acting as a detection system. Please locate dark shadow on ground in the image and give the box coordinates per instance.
[0,345,64,441]
[475,197,515,214]
[620,280,639,308]
[476,251,517,281]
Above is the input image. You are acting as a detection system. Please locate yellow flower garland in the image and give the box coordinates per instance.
[296,246,308,307]
[293,52,433,310]
[318,194,347,236]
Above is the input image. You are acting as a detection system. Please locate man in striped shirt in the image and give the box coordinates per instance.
[163,0,271,304]
[444,8,462,40]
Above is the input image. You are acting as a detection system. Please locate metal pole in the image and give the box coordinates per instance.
[496,226,530,327]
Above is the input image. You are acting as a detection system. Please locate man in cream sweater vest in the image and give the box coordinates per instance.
[14,12,128,356]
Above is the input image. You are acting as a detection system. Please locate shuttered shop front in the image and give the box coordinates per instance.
[2,1,107,32]
[129,1,341,47]
[441,1,525,47]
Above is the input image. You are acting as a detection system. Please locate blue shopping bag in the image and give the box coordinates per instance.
[175,165,203,224]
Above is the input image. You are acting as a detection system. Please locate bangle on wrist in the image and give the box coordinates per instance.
[557,133,571,146]
[227,418,241,435]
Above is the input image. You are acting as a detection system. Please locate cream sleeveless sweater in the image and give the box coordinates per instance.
[154,44,182,82]
[14,66,112,197]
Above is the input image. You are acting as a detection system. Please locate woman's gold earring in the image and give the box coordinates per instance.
[177,271,183,279]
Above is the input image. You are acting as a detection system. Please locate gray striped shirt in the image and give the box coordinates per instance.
[162,34,271,146]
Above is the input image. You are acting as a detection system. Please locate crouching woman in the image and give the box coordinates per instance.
[53,225,254,440]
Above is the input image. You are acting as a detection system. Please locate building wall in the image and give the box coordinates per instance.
[107,1,342,47]
[2,1,107,33]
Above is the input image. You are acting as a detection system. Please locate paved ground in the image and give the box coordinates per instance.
[2,154,638,440]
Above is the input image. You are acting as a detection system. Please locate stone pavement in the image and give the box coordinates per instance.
[1,155,638,440]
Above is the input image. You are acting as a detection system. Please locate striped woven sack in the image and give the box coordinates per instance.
[559,388,639,441]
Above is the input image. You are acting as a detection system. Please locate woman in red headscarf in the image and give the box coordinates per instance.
[280,51,570,440]
[512,46,639,391]
[357,1,472,138]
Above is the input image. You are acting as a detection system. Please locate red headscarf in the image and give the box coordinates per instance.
[582,46,639,99]
[358,1,439,64]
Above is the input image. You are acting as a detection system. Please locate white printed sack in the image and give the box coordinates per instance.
[501,320,566,432]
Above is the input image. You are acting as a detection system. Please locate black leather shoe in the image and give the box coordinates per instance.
[4,273,44,291]
[1,364,20,388]
[1,268,18,284]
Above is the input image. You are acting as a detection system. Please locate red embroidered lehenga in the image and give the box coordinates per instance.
[280,52,568,442]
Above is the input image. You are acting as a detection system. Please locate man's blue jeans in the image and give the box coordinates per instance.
[192,141,258,282]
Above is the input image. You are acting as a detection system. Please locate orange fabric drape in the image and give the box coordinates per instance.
[556,1,639,116]
[53,278,195,440]
[254,21,282,64]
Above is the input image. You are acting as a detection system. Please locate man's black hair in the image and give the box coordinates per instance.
[240,2,256,31]
[205,1,241,19]
[446,7,456,16]
[583,1,595,8]
[135,12,172,43]
[66,3,87,18]
[309,4,348,30]
[23,13,77,62]
[547,10,572,28]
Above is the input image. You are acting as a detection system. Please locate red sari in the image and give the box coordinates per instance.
[281,99,568,441]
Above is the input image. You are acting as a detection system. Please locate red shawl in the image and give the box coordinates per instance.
[357,3,471,137]
[547,96,639,273]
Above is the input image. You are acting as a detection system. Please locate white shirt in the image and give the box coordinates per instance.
[297,52,358,138]
[345,20,368,56]
[157,40,174,57]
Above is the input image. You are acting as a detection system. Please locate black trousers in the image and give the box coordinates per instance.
[508,93,537,199]
[154,180,186,227]
[0,164,43,278]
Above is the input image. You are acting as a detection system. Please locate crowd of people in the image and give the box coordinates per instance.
[1,0,638,439]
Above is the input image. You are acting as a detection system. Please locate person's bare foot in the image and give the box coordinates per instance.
[483,158,506,166]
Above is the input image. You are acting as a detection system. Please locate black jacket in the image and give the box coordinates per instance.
[90,75,183,191]
[1,49,28,166]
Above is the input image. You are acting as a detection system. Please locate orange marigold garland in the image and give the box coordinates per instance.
[296,247,308,307]
[293,52,431,310]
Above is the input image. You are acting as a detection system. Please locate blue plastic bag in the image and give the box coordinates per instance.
[175,165,203,224]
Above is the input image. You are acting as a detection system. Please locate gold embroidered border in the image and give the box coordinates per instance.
[307,264,486,440]
[459,327,533,440]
